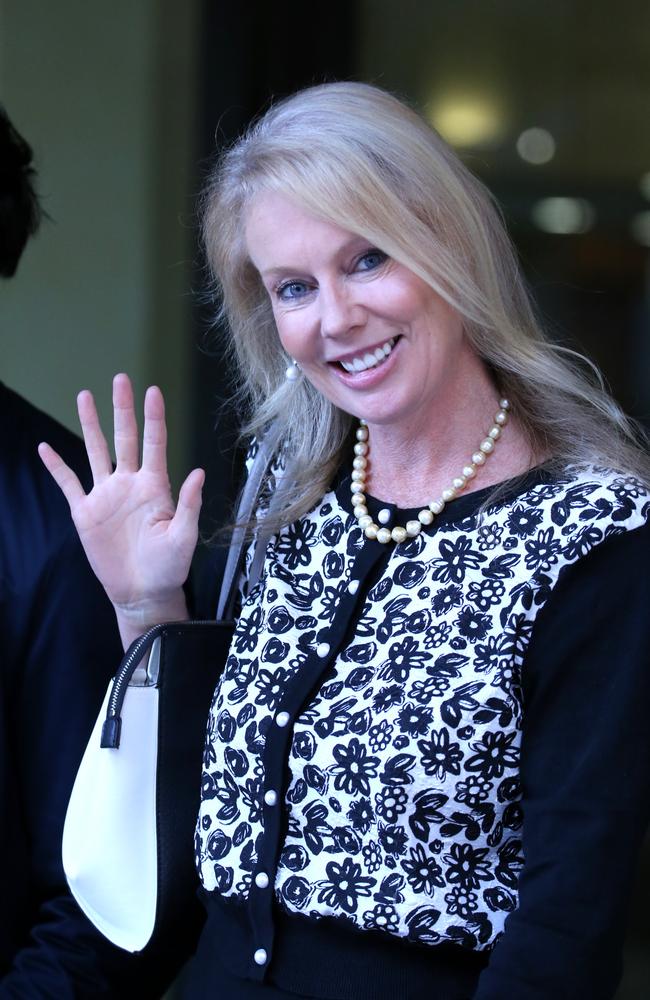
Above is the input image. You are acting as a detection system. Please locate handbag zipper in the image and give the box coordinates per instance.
[100,620,220,749]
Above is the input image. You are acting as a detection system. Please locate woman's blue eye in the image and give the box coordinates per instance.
[274,250,385,301]
[357,249,387,271]
[276,280,311,302]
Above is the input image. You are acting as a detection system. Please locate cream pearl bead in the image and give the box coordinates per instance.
[351,400,509,545]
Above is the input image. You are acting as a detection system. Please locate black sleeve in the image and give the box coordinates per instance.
[474,522,650,1000]
[0,529,187,998]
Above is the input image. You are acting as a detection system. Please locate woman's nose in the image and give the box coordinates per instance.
[318,282,366,339]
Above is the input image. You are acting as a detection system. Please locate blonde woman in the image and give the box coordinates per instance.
[42,83,650,999]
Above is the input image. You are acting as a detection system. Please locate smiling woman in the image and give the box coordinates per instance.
[41,82,650,1000]
[203,82,649,526]
[243,191,488,484]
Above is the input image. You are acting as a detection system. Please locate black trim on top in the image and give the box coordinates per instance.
[192,893,488,1000]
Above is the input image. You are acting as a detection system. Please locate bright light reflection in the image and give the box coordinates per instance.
[517,128,556,165]
[630,211,650,247]
[428,94,504,147]
[531,197,595,235]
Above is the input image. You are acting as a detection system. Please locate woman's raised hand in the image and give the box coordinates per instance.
[38,374,204,643]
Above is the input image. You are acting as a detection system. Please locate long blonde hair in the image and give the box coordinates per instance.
[202,81,649,526]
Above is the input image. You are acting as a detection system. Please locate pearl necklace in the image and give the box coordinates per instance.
[351,399,510,544]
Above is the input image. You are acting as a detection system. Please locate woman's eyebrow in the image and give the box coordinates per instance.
[259,238,374,280]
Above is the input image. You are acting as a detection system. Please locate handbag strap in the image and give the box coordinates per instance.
[216,424,280,622]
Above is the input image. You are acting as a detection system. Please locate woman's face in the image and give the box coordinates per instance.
[245,191,477,435]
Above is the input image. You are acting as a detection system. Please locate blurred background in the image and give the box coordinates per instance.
[1,0,648,995]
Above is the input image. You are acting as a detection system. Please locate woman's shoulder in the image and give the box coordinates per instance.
[441,461,650,587]
[494,462,650,532]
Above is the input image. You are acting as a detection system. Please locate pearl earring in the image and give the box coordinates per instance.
[285,359,300,382]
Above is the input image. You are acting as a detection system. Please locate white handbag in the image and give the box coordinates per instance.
[63,676,160,951]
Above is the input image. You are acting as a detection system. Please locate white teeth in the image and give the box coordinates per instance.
[340,338,395,374]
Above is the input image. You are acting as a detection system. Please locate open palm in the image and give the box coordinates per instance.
[39,374,204,617]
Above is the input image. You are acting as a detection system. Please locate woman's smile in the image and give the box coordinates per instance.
[334,335,397,374]
[329,335,401,388]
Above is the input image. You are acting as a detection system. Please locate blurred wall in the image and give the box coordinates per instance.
[359,0,650,426]
[0,0,200,488]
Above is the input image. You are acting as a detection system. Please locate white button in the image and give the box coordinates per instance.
[316,642,330,658]
[255,871,270,889]
[347,578,359,594]
[377,508,391,525]
[275,711,290,728]
[264,789,278,806]
[254,948,267,966]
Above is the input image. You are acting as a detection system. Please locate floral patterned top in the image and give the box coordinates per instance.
[193,461,650,999]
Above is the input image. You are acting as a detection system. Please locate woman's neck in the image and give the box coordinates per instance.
[360,374,534,508]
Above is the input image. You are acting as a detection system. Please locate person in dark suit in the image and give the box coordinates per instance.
[0,105,176,998]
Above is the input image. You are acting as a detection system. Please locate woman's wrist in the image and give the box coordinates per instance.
[114,590,190,649]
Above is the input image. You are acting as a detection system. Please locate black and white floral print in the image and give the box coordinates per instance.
[196,466,650,952]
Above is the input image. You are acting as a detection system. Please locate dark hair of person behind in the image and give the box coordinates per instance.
[0,105,41,277]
